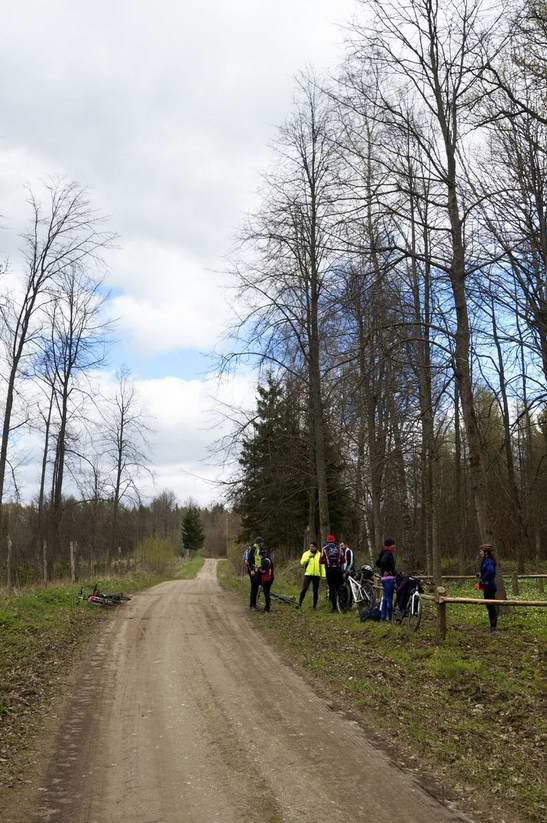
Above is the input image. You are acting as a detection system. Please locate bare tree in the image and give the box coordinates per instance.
[43,266,110,551]
[0,181,113,525]
[102,367,152,558]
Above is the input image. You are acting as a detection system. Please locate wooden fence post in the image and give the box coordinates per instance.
[538,577,545,595]
[436,586,447,639]
[69,541,76,583]
[511,572,519,596]
[42,539,48,584]
[6,535,12,589]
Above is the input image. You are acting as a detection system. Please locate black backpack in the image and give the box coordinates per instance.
[360,606,381,622]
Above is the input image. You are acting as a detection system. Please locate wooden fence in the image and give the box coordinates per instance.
[424,586,547,639]
[416,573,547,594]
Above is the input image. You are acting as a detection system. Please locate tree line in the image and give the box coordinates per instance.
[224,0,547,580]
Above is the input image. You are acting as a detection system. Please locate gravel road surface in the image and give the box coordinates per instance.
[11,559,472,822]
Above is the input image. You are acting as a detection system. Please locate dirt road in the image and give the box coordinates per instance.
[13,560,472,822]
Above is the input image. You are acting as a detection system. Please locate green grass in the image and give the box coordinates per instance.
[174,552,205,579]
[218,560,546,823]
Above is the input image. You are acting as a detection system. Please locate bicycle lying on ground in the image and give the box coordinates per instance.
[77,585,131,607]
[337,565,377,615]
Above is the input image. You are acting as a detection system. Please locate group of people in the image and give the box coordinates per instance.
[297,535,354,611]
[244,534,499,631]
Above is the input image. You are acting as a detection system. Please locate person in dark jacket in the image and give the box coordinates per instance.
[478,543,497,633]
[320,534,345,612]
[247,536,265,609]
[376,538,396,576]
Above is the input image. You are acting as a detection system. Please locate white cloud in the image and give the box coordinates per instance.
[0,0,356,502]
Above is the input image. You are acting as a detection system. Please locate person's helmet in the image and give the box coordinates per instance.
[326,533,336,543]
[254,536,265,545]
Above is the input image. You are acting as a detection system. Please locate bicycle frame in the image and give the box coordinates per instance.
[409,588,420,615]
[347,575,372,606]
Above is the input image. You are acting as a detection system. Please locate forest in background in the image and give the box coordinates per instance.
[224,0,547,578]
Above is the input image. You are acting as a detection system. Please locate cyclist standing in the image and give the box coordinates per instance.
[376,537,396,576]
[478,543,497,633]
[297,542,325,609]
[320,534,345,612]
[247,536,265,609]
[258,546,274,613]
[340,541,354,573]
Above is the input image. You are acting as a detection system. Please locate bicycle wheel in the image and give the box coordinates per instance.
[407,594,422,631]
[337,582,352,612]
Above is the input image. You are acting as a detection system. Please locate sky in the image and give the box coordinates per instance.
[1,0,357,505]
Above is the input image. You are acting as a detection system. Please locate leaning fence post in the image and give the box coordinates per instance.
[70,540,76,583]
[511,572,519,596]
[6,534,12,589]
[42,539,48,584]
[436,586,447,639]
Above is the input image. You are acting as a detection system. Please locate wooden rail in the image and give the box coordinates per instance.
[416,573,546,595]
[438,595,547,607]
[432,587,547,639]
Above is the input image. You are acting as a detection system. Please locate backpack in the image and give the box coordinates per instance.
[260,557,273,583]
[360,606,381,622]
[242,546,252,565]
[325,543,341,568]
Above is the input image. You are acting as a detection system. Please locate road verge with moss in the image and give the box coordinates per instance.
[218,559,546,823]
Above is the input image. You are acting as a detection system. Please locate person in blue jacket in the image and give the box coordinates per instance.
[478,543,497,633]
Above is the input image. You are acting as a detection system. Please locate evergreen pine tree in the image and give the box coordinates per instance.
[181,506,205,554]
[233,377,310,549]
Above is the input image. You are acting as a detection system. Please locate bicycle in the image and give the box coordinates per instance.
[393,575,423,630]
[337,566,377,615]
[77,585,131,608]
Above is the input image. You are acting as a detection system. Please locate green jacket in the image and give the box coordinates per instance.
[300,549,325,577]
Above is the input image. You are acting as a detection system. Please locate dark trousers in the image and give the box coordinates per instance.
[262,581,272,612]
[483,589,498,628]
[326,568,342,610]
[250,573,261,608]
[299,575,320,607]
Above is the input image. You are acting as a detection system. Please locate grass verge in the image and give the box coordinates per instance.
[0,569,169,791]
[174,552,205,579]
[218,560,546,823]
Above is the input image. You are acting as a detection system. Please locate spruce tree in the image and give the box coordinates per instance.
[181,506,205,554]
[233,377,310,549]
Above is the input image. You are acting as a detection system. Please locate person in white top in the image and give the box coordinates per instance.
[339,541,354,573]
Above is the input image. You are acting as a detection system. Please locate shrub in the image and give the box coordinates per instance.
[135,537,177,574]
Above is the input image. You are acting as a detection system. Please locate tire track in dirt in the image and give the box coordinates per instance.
[3,560,474,823]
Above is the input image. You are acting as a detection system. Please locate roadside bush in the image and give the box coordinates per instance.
[227,540,246,576]
[135,537,177,574]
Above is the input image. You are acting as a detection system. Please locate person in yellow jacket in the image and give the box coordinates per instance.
[297,542,326,609]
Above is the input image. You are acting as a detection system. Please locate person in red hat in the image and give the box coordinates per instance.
[320,534,345,612]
